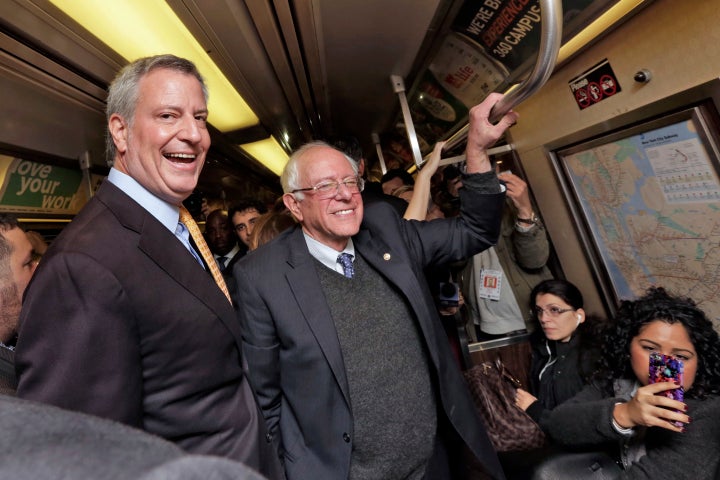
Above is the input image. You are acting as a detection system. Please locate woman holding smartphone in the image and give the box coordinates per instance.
[537,286,720,479]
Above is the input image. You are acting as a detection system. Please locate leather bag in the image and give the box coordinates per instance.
[463,358,546,452]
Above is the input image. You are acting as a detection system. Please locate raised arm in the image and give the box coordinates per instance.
[403,141,445,220]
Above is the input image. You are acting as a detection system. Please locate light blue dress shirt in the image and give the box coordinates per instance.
[107,168,203,266]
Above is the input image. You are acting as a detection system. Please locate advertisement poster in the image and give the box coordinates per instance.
[0,155,98,215]
[452,0,595,72]
[404,0,602,153]
[408,33,507,149]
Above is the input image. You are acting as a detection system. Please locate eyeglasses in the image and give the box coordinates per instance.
[533,305,574,318]
[292,176,365,199]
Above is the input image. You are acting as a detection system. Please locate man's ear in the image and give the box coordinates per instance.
[283,193,303,221]
[108,113,128,154]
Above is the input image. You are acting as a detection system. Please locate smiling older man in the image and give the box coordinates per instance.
[15,54,282,479]
[234,92,518,480]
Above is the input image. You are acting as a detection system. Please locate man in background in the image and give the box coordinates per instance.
[0,214,37,394]
[461,170,552,339]
[15,54,281,479]
[380,168,415,195]
[205,208,244,304]
[230,200,267,250]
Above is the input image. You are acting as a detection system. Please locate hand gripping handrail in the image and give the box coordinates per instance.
[442,0,563,153]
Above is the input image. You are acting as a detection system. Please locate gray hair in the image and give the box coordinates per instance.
[105,54,208,162]
[280,141,359,200]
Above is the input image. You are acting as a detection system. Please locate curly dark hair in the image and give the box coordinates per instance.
[594,286,720,399]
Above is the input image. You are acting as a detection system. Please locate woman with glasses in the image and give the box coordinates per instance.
[533,287,720,479]
[497,279,600,479]
[515,279,601,426]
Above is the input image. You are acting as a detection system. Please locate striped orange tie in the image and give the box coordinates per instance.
[178,206,232,304]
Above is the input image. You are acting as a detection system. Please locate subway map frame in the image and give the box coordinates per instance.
[553,96,720,330]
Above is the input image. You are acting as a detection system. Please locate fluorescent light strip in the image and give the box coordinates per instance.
[50,0,290,174]
[49,0,258,133]
[557,0,647,64]
[240,137,290,176]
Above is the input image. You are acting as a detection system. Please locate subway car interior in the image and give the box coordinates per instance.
[2,0,720,476]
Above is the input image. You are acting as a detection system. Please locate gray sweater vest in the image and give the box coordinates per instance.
[315,252,436,480]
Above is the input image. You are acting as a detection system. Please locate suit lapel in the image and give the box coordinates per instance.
[96,184,241,345]
[284,229,351,406]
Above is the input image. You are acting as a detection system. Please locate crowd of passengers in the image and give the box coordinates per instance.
[1,54,718,480]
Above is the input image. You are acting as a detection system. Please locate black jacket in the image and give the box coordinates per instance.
[526,327,597,429]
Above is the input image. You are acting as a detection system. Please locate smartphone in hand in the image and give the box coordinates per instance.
[649,352,684,426]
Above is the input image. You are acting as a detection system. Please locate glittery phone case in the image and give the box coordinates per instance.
[649,352,684,426]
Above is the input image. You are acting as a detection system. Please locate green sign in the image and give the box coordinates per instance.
[0,156,87,214]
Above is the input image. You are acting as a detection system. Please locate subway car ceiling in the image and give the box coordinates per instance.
[0,0,651,211]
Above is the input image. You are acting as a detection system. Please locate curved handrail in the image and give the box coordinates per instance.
[443,0,563,151]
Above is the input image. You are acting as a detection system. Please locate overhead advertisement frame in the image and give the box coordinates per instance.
[395,0,615,161]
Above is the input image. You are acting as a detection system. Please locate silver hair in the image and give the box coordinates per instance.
[105,54,208,162]
[281,141,358,201]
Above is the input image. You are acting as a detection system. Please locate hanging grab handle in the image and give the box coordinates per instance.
[443,0,563,152]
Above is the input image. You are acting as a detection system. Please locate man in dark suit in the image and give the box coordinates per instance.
[234,92,518,480]
[205,208,244,305]
[15,54,282,479]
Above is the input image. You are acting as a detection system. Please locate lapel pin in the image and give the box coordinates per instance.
[383,253,391,261]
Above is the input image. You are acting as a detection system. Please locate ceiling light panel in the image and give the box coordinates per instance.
[49,0,259,132]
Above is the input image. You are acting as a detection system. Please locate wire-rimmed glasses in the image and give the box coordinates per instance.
[291,176,365,199]
[532,305,574,318]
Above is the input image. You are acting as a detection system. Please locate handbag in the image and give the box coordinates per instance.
[463,358,546,452]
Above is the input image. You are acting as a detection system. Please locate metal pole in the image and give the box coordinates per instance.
[371,133,388,175]
[390,74,424,168]
[79,151,94,199]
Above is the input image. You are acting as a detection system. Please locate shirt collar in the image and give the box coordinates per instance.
[303,233,355,273]
[215,244,241,261]
[107,168,179,233]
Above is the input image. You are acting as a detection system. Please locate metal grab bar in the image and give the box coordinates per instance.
[443,0,563,152]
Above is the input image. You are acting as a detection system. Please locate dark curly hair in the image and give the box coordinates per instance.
[594,286,720,399]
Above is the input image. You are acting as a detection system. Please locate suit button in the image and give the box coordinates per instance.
[343,433,351,443]
[266,433,273,443]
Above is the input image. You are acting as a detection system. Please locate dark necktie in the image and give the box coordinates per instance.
[217,256,228,273]
[337,252,354,278]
